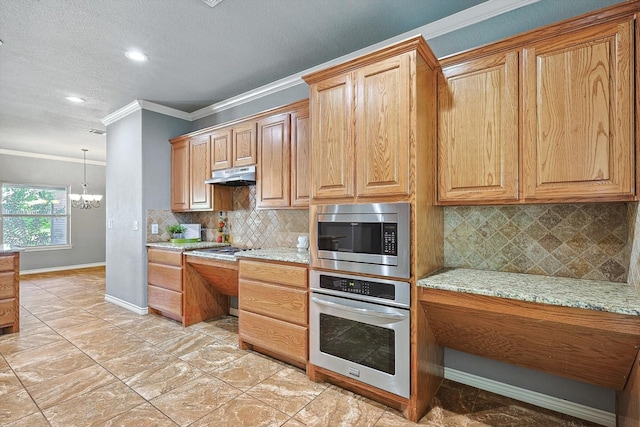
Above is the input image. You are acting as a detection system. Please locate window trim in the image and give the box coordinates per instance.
[1,181,72,250]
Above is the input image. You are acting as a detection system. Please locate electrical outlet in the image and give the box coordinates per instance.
[133,220,139,231]
[151,223,159,234]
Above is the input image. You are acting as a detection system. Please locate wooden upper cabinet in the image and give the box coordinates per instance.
[309,73,355,200]
[189,135,212,210]
[355,54,411,198]
[233,121,258,167]
[170,139,190,212]
[291,105,310,207]
[211,128,233,171]
[438,51,519,204]
[522,19,634,202]
[256,113,291,208]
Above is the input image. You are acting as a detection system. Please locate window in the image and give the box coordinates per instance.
[1,183,70,249]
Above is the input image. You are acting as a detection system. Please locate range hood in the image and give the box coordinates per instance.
[205,165,256,186]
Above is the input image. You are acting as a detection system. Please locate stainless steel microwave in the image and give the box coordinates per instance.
[311,202,410,278]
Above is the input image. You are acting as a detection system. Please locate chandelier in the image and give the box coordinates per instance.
[69,149,103,209]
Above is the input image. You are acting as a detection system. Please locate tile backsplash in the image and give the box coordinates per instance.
[147,191,633,283]
[444,203,629,282]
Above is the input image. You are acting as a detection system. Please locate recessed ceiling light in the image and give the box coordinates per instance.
[88,128,106,135]
[125,50,148,62]
[65,96,85,103]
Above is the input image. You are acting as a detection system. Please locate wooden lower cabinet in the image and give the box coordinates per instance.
[238,259,308,369]
[147,248,184,323]
[0,252,19,334]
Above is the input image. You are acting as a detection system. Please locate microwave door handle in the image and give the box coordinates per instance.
[311,297,407,321]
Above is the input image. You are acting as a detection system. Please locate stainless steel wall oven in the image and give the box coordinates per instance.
[309,270,410,398]
[311,202,410,279]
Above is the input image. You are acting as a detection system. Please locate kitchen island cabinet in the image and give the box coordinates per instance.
[0,250,19,334]
[238,258,308,369]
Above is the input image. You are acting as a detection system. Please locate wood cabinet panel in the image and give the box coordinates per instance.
[0,299,14,328]
[148,264,183,292]
[291,106,310,207]
[310,73,355,200]
[0,272,14,299]
[239,310,307,364]
[233,121,257,166]
[148,285,182,317]
[522,20,634,201]
[148,248,182,267]
[0,256,15,271]
[355,54,410,198]
[189,135,212,210]
[438,51,519,203]
[239,279,307,326]
[170,139,190,212]
[239,259,307,289]
[257,113,291,208]
[211,128,233,171]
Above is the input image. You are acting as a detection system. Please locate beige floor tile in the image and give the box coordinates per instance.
[43,380,145,427]
[179,341,246,372]
[71,330,148,363]
[211,352,284,391]
[190,394,290,427]
[5,339,78,369]
[294,386,387,427]
[21,299,75,316]
[103,402,179,427]
[0,330,64,357]
[281,419,308,427]
[0,366,23,397]
[12,320,54,337]
[157,330,217,356]
[55,318,117,339]
[193,321,239,343]
[40,310,101,329]
[125,359,204,400]
[0,389,40,424]
[1,410,51,427]
[150,375,242,426]
[248,366,328,416]
[101,346,177,380]
[13,348,97,387]
[26,363,118,409]
[132,322,192,346]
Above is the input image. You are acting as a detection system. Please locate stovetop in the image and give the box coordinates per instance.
[196,246,255,254]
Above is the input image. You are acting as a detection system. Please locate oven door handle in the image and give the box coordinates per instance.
[311,297,407,321]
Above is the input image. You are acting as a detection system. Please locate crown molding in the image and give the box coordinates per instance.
[102,0,539,124]
[0,149,106,166]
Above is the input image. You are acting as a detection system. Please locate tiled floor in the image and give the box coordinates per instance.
[0,267,604,426]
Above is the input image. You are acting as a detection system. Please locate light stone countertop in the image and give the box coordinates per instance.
[146,242,228,252]
[237,247,310,264]
[418,268,640,316]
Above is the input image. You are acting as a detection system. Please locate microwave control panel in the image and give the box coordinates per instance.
[383,223,397,256]
[319,274,395,300]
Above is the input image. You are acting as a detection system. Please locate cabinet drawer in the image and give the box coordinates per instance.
[148,249,183,267]
[148,285,182,317]
[148,263,182,292]
[239,279,307,326]
[239,310,307,364]
[239,260,307,289]
[0,255,16,272]
[0,299,15,328]
[0,272,15,299]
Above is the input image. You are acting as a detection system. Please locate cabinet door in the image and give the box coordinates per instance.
[233,121,257,167]
[257,113,291,208]
[211,128,233,171]
[189,135,212,210]
[310,73,355,200]
[355,54,411,198]
[291,106,310,207]
[170,139,190,212]
[522,20,634,201]
[438,51,519,204]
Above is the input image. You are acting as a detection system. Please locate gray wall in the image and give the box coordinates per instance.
[0,153,106,271]
[105,109,189,310]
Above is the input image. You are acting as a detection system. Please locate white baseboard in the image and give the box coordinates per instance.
[444,367,615,427]
[229,307,238,317]
[21,262,106,275]
[104,294,148,315]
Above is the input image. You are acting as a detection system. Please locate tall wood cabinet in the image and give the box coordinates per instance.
[256,113,291,208]
[306,52,412,202]
[170,136,233,213]
[291,105,311,207]
[0,252,19,334]
[437,13,636,205]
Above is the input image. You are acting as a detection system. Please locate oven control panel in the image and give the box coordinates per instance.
[319,274,395,300]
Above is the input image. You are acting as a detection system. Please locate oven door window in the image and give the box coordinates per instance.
[317,222,382,254]
[319,313,395,375]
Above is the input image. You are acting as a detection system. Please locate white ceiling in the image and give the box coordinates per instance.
[0,0,603,163]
